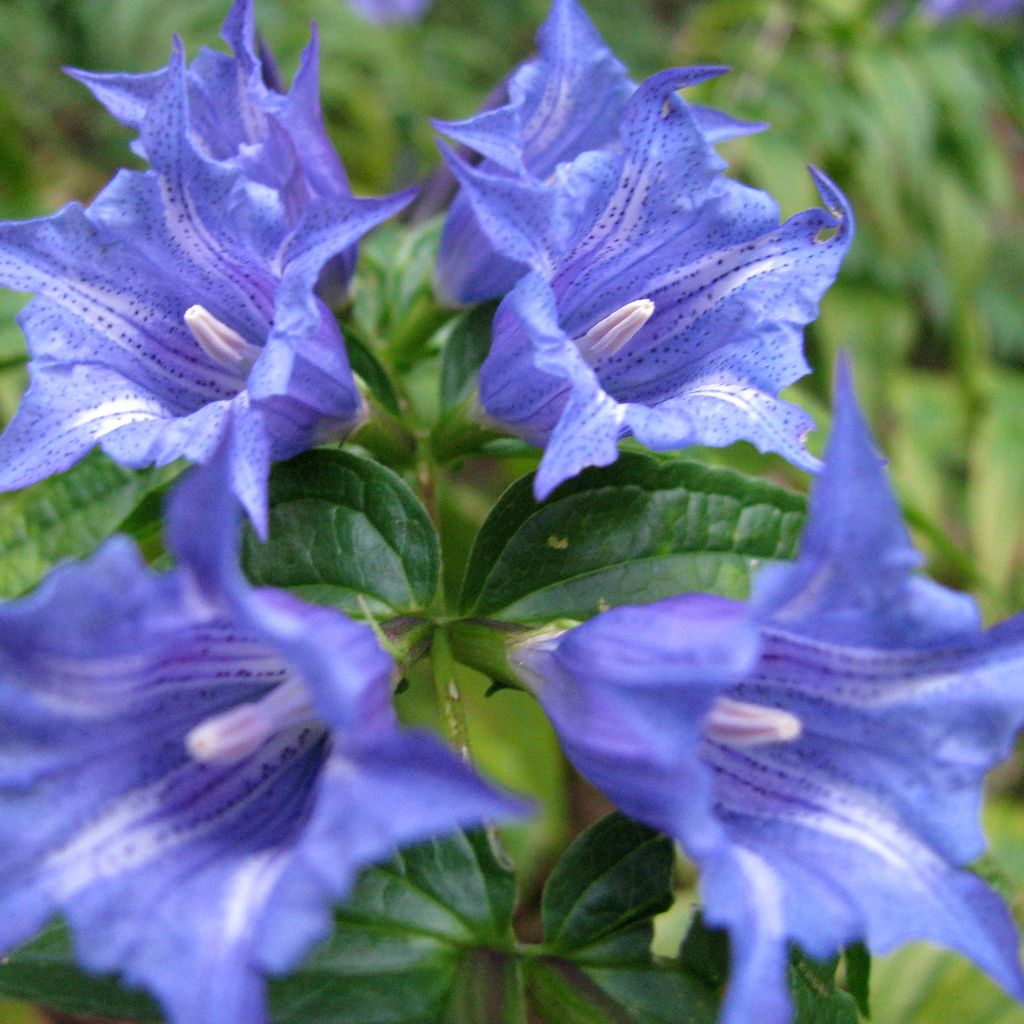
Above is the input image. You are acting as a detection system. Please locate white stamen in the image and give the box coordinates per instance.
[184,304,261,372]
[704,696,802,748]
[575,299,655,365]
[186,677,316,765]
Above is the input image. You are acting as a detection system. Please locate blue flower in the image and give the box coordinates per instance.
[0,34,411,534]
[514,358,1024,1024]
[434,0,762,306]
[445,68,852,498]
[69,2,351,220]
[348,0,433,22]
[926,0,1023,17]
[0,433,525,1024]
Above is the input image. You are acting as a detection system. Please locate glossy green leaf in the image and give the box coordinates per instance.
[525,814,716,1022]
[0,452,161,599]
[542,813,674,963]
[243,448,439,614]
[460,454,806,622]
[270,829,517,1024]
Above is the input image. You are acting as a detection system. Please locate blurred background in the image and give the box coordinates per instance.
[0,0,1023,1021]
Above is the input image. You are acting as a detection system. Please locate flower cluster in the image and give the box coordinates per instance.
[0,1,411,534]
[511,359,1024,1024]
[0,2,1022,1024]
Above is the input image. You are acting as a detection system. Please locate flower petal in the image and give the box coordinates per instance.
[754,355,981,647]
[255,731,529,971]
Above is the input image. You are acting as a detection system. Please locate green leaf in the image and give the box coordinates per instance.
[0,831,517,1024]
[789,951,859,1024]
[524,958,717,1024]
[0,452,161,599]
[243,448,439,614]
[843,942,871,1019]
[347,328,401,415]
[460,454,806,622]
[270,829,518,1024]
[526,814,718,1022]
[677,913,729,990]
[0,922,161,1021]
[542,813,674,963]
[439,302,498,410]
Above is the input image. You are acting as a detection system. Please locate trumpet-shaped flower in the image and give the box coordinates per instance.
[0,436,524,1024]
[68,1,351,231]
[434,0,762,306]
[446,69,852,498]
[513,359,1024,1024]
[0,36,412,533]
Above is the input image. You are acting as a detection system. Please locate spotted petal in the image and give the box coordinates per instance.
[0,457,525,1024]
[475,69,852,495]
[754,355,981,647]
[515,361,1024,1024]
[0,35,409,533]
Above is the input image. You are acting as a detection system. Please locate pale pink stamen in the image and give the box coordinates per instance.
[184,304,261,372]
[705,696,802,748]
[186,677,315,764]
[575,299,655,365]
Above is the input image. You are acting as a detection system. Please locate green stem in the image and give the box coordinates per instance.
[447,619,536,690]
[430,391,506,465]
[431,626,473,762]
[349,385,418,468]
[388,293,451,369]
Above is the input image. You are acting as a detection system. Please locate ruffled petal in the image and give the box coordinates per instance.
[434,0,632,304]
[476,67,852,487]
[754,355,981,647]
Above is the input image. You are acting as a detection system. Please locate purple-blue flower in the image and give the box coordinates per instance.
[0,433,524,1024]
[513,358,1024,1024]
[0,13,411,534]
[435,0,762,306]
[926,0,1023,17]
[445,68,852,498]
[69,2,350,218]
[348,0,432,22]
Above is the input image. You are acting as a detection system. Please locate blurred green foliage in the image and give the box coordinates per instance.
[1,1,1023,1021]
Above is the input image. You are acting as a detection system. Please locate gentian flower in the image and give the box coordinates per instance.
[348,0,433,23]
[445,69,852,498]
[68,0,352,237]
[511,359,1024,1024]
[0,34,411,534]
[0,435,525,1024]
[926,0,1023,17]
[434,0,763,306]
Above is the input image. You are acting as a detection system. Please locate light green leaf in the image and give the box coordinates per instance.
[0,452,161,599]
